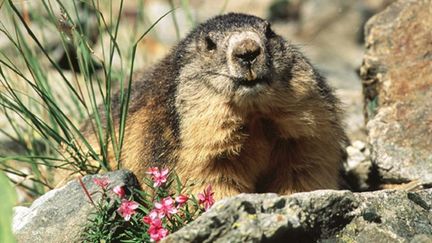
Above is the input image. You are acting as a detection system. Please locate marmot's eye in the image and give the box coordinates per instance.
[205,36,217,51]
[265,24,276,38]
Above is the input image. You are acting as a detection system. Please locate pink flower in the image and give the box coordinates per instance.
[148,218,169,242]
[117,199,139,221]
[142,209,158,225]
[146,167,159,175]
[198,185,215,211]
[113,185,125,198]
[175,194,189,207]
[93,177,109,189]
[146,167,169,187]
[154,196,177,218]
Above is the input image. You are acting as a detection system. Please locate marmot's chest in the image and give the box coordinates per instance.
[203,117,279,172]
[236,118,278,174]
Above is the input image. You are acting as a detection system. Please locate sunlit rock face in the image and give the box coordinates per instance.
[361,0,432,185]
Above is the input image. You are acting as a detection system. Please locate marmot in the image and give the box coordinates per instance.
[82,13,348,199]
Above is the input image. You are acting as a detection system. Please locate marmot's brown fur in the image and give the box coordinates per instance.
[82,13,348,199]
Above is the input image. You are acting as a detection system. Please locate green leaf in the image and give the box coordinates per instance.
[0,171,17,243]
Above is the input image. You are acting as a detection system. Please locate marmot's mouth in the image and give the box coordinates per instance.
[236,77,269,87]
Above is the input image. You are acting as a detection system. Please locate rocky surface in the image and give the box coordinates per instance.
[12,170,139,243]
[345,140,373,191]
[164,189,432,243]
[13,175,432,243]
[360,0,432,185]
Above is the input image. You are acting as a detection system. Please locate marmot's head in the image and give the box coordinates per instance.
[176,13,303,109]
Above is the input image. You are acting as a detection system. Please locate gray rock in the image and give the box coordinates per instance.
[299,0,363,41]
[360,0,432,185]
[346,144,367,169]
[352,140,366,151]
[345,140,372,191]
[164,189,432,242]
[12,170,139,243]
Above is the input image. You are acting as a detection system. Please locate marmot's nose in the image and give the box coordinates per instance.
[232,39,261,65]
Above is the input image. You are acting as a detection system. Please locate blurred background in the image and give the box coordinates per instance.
[0,0,395,205]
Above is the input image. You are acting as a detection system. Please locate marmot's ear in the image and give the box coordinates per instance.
[204,36,217,51]
[195,31,217,53]
[264,22,276,39]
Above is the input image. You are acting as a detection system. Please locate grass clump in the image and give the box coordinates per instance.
[0,0,169,198]
[0,1,210,241]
